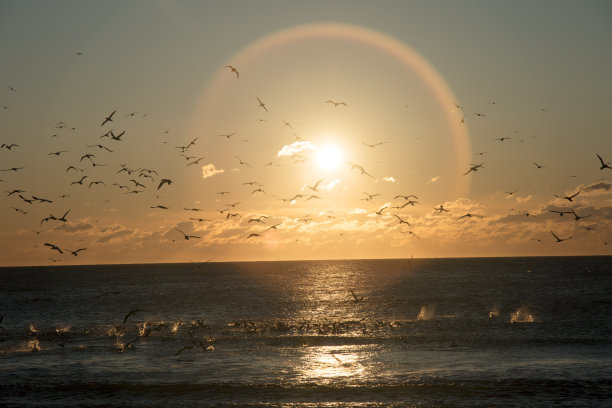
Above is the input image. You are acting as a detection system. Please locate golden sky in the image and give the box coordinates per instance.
[1,1,611,265]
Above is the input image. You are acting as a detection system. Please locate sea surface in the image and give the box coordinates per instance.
[1,257,611,407]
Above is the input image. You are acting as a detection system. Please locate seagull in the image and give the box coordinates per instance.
[326,100,347,107]
[32,196,52,203]
[532,162,546,169]
[246,233,261,239]
[71,176,87,185]
[225,65,239,79]
[457,213,483,220]
[219,132,236,139]
[362,192,380,201]
[6,189,25,196]
[474,112,486,117]
[256,97,268,112]
[86,144,113,152]
[550,231,571,243]
[88,181,105,188]
[157,179,172,190]
[307,179,323,192]
[248,215,268,223]
[1,167,24,172]
[175,228,199,240]
[1,143,19,150]
[234,156,251,167]
[225,201,241,208]
[150,205,168,210]
[110,130,125,141]
[494,137,511,142]
[281,120,293,129]
[392,214,411,226]
[463,163,485,175]
[348,289,363,302]
[554,191,580,202]
[129,179,145,189]
[101,110,116,126]
[65,248,87,256]
[346,162,374,178]
[187,157,205,166]
[122,309,141,325]
[375,206,388,216]
[569,207,591,221]
[56,209,70,222]
[596,154,611,170]
[433,204,450,213]
[80,153,95,161]
[362,141,387,148]
[549,210,568,218]
[44,243,63,254]
[263,223,281,232]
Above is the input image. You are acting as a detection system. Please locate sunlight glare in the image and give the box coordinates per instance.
[315,144,344,172]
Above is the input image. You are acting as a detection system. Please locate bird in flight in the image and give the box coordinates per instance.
[157,179,172,190]
[175,228,200,240]
[433,204,450,213]
[219,132,236,139]
[457,213,484,220]
[362,141,387,148]
[225,65,239,79]
[596,154,611,170]
[554,191,580,202]
[346,162,374,178]
[550,231,571,243]
[392,214,411,226]
[87,144,113,152]
[71,176,87,185]
[463,163,485,176]
[549,209,572,217]
[569,207,591,221]
[65,248,87,256]
[326,100,347,107]
[234,156,251,167]
[307,179,323,192]
[494,137,511,142]
[44,243,63,254]
[101,110,116,126]
[256,97,268,112]
[1,143,19,150]
[532,162,545,169]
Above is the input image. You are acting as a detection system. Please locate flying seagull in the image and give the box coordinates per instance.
[596,154,611,170]
[44,243,63,254]
[550,231,571,243]
[157,179,172,190]
[101,110,116,126]
[175,228,199,240]
[225,65,239,79]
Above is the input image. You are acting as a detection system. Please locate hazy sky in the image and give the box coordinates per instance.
[1,0,611,265]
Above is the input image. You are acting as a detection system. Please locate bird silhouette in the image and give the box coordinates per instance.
[157,179,172,190]
[326,100,347,107]
[44,243,63,254]
[101,110,116,126]
[175,228,199,240]
[550,231,571,243]
[225,65,239,79]
[256,97,268,112]
[554,191,580,202]
[596,154,611,170]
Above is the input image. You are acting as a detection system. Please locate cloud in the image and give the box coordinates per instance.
[383,176,396,183]
[201,163,224,179]
[277,141,315,157]
[322,179,341,191]
[582,181,612,195]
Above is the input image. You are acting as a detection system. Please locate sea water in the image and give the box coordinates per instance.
[1,257,610,407]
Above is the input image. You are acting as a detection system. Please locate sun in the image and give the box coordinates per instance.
[315,144,344,172]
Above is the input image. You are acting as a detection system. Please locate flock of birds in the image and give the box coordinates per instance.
[1,59,611,264]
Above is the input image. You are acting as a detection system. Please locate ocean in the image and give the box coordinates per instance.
[0,257,610,407]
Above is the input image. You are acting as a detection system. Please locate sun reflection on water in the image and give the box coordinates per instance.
[298,345,370,382]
